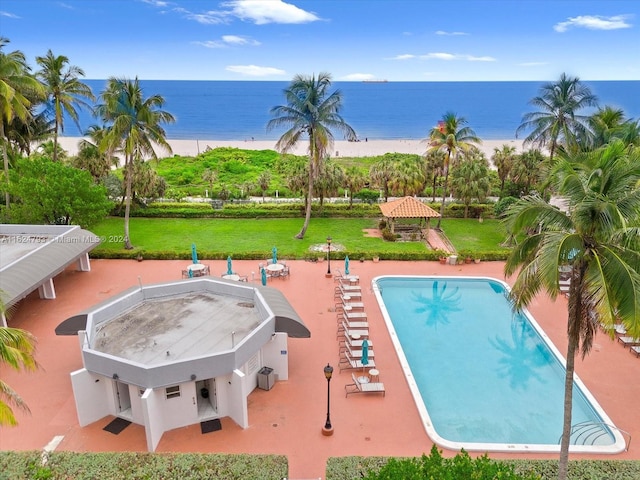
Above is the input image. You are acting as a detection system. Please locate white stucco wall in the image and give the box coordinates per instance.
[228,369,248,428]
[70,369,110,426]
[142,388,164,452]
[262,333,289,380]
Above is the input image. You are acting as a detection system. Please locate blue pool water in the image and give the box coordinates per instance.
[373,276,625,452]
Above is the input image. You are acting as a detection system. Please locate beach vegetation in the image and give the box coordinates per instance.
[267,72,356,239]
[503,140,640,480]
[0,37,46,212]
[8,157,112,228]
[343,166,367,208]
[70,125,119,183]
[491,143,516,196]
[94,77,175,249]
[35,49,94,163]
[427,111,482,229]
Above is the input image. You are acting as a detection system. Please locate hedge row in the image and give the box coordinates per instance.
[326,455,640,480]
[116,201,495,219]
[0,451,287,480]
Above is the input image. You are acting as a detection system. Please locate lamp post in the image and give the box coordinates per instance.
[326,236,332,276]
[322,363,334,435]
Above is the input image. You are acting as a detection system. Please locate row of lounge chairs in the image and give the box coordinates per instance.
[332,271,385,397]
[602,321,640,358]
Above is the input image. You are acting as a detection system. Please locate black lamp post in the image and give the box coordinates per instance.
[326,236,332,276]
[322,363,334,435]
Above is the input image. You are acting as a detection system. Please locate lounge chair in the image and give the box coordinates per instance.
[338,318,369,331]
[337,327,369,340]
[345,373,385,397]
[339,351,375,371]
[334,268,360,284]
[336,297,365,311]
[631,346,640,358]
[338,281,362,291]
[334,286,362,300]
[340,342,374,359]
[617,336,640,347]
[339,334,373,349]
[337,310,368,320]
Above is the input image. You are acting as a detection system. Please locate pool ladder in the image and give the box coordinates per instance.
[562,421,631,450]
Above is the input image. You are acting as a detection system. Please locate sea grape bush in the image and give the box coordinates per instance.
[362,446,541,480]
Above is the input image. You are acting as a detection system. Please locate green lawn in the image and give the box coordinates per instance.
[90,217,509,260]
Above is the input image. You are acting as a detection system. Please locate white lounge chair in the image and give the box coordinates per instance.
[338,281,362,291]
[345,373,385,397]
[340,342,374,359]
[631,346,640,358]
[339,351,375,371]
[339,334,373,349]
[336,297,365,311]
[338,318,369,331]
[617,336,640,347]
[337,310,368,321]
[334,286,362,300]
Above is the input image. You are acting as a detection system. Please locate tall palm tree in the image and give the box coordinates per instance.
[491,144,516,196]
[516,73,598,164]
[584,105,626,149]
[0,295,38,426]
[71,125,118,182]
[423,149,445,202]
[427,112,481,228]
[0,37,44,210]
[95,77,174,249]
[503,140,640,480]
[343,166,366,208]
[35,50,95,162]
[267,73,356,239]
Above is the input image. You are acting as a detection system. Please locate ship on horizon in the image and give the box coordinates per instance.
[362,79,388,83]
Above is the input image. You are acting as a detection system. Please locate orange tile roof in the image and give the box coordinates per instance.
[379,196,441,218]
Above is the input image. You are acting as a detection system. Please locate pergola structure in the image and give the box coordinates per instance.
[378,196,441,234]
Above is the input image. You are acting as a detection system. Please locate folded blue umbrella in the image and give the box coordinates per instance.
[272,246,278,264]
[227,256,233,275]
[191,243,198,264]
[345,255,350,275]
[261,267,267,286]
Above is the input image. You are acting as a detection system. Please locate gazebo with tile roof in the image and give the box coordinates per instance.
[378,196,441,235]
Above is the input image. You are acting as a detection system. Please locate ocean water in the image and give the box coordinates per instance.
[70,80,639,141]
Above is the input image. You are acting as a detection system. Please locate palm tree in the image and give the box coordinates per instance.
[71,125,118,182]
[0,295,38,426]
[257,171,271,201]
[503,140,640,480]
[267,73,356,239]
[35,50,95,162]
[450,152,491,218]
[0,37,44,210]
[423,149,445,202]
[343,166,366,208]
[370,153,401,202]
[427,112,481,228]
[584,105,626,149]
[95,77,174,249]
[491,144,516,196]
[516,73,598,164]
[509,149,545,195]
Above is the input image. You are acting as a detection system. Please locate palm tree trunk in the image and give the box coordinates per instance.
[1,122,10,212]
[437,152,452,229]
[123,155,133,249]
[53,115,59,162]
[558,331,577,480]
[296,173,313,239]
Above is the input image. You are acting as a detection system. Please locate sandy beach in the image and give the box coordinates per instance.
[58,136,525,160]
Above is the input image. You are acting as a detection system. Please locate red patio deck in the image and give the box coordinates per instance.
[1,259,639,479]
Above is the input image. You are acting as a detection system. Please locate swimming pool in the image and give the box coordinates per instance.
[372,276,626,453]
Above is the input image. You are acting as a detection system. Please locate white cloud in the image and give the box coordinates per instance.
[226,65,287,76]
[222,0,320,25]
[421,52,457,60]
[466,55,496,62]
[418,52,495,62]
[554,14,632,32]
[184,11,228,25]
[57,2,73,9]
[222,35,261,46]
[517,62,548,67]
[390,54,416,60]
[0,10,20,18]
[342,73,376,81]
[435,30,469,36]
[193,35,261,48]
[141,0,170,6]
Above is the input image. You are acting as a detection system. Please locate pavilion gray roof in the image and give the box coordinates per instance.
[0,224,100,308]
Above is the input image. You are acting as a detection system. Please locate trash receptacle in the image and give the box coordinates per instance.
[257,367,274,391]
[448,255,458,265]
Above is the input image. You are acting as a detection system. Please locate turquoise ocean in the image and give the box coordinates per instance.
[74,80,639,141]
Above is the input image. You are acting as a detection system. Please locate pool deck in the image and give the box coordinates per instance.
[2,259,639,479]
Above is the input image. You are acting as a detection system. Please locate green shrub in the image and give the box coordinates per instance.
[362,446,540,480]
[381,228,396,242]
[494,196,519,217]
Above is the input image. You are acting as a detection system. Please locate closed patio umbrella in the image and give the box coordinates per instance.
[345,255,350,275]
[272,246,278,264]
[191,243,198,264]
[361,338,369,372]
[227,256,233,275]
[261,267,267,286]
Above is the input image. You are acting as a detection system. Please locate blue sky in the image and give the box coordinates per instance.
[2,0,639,81]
